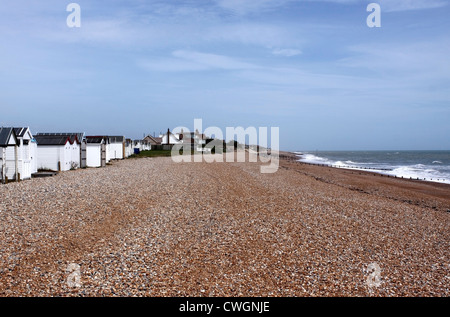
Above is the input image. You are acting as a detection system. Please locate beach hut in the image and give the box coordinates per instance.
[125,138,133,157]
[34,133,82,172]
[85,136,107,167]
[0,127,19,183]
[133,139,143,153]
[141,140,151,151]
[13,127,38,180]
[107,136,125,160]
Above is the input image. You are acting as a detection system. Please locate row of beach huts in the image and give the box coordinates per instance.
[0,127,168,183]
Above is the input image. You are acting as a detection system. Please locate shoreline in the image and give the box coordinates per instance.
[281,150,450,186]
[279,150,450,213]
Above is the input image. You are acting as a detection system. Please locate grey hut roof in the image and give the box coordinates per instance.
[36,132,83,143]
[13,127,29,138]
[34,135,74,146]
[86,136,107,144]
[36,132,84,139]
[0,127,19,147]
[35,133,82,145]
[108,136,125,143]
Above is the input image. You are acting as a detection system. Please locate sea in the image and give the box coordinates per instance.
[295,150,450,184]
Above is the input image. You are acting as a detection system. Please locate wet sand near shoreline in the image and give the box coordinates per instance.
[280,151,450,212]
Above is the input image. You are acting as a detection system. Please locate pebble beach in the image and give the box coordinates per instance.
[0,153,449,296]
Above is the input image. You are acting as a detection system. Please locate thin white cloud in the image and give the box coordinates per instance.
[205,22,304,48]
[339,39,450,77]
[138,58,208,72]
[271,48,302,57]
[172,50,258,70]
[214,0,292,15]
[307,0,449,11]
[378,0,448,12]
[215,0,449,14]
[139,50,259,72]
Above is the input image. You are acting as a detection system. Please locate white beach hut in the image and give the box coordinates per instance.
[141,140,151,151]
[107,136,125,161]
[133,139,142,153]
[125,138,133,157]
[0,127,19,183]
[13,127,38,180]
[34,133,82,172]
[85,136,107,167]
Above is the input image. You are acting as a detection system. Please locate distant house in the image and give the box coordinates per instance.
[34,133,82,172]
[160,129,181,145]
[0,127,19,182]
[158,129,181,150]
[107,136,125,160]
[177,129,210,152]
[85,136,107,167]
[14,127,38,180]
[143,135,162,147]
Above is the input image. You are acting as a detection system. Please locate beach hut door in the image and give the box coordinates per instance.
[80,141,87,168]
[101,143,106,167]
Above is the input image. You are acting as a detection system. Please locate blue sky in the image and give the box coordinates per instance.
[0,0,449,151]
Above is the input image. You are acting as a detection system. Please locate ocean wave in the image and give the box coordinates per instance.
[299,154,383,169]
[386,166,450,184]
[297,152,450,184]
[298,153,334,165]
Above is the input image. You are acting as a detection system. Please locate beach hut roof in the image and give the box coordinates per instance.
[35,133,83,145]
[86,136,107,144]
[0,127,19,147]
[34,135,75,146]
[108,136,125,143]
[13,127,31,138]
[35,132,83,144]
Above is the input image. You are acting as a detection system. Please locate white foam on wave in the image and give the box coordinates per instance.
[297,152,450,184]
[386,165,450,184]
[299,154,380,170]
[298,153,334,165]
[300,154,380,170]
